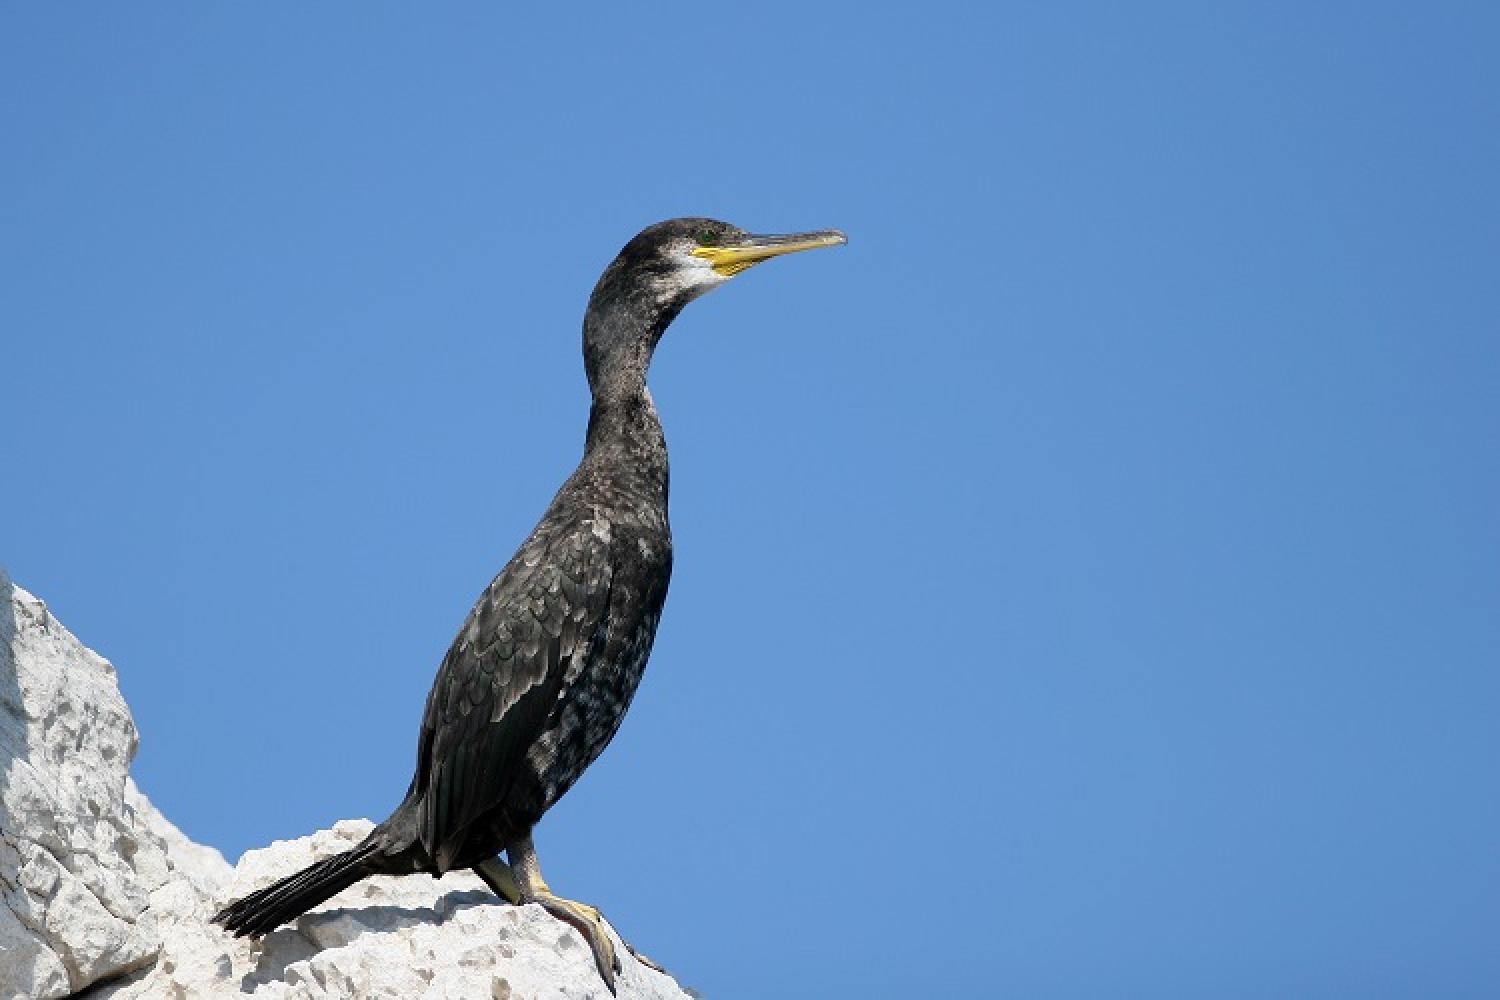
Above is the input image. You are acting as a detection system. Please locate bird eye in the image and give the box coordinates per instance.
[696,231,718,247]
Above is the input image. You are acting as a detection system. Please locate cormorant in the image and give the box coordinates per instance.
[213,218,845,992]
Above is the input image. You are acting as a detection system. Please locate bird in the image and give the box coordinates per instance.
[212,217,846,992]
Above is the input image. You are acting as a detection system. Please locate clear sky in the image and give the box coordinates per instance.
[4,4,1497,997]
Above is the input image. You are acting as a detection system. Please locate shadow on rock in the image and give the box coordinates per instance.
[239,891,498,991]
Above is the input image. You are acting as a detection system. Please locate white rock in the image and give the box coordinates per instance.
[99,821,691,1000]
[2,572,693,1000]
[2,571,215,999]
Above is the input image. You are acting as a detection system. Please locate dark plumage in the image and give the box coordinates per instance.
[213,217,844,991]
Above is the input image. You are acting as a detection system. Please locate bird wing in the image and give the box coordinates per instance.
[413,518,613,871]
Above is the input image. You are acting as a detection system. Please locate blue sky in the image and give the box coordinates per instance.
[4,4,1497,997]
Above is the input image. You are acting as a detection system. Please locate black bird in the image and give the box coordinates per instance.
[213,218,845,992]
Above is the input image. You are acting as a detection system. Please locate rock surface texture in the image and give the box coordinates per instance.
[1,573,692,1000]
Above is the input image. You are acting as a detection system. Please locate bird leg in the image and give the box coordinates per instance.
[472,857,524,905]
[506,832,621,994]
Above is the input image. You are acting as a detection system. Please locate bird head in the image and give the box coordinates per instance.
[604,217,847,311]
[583,217,845,396]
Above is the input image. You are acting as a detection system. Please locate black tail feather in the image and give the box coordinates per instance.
[213,842,382,937]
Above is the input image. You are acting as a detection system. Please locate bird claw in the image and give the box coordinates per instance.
[625,940,668,975]
[533,894,620,994]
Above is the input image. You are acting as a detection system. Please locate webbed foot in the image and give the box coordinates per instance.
[532,891,621,994]
[506,833,648,994]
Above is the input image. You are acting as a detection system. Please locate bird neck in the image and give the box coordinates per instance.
[581,255,687,400]
[576,257,690,504]
[577,276,679,498]
[583,389,669,500]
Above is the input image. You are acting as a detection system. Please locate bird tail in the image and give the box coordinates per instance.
[213,840,383,937]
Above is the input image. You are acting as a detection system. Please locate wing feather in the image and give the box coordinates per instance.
[413,519,613,870]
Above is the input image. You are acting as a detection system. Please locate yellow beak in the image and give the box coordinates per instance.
[691,229,847,277]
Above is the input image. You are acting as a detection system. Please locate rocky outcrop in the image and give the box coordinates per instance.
[1,572,691,1000]
[0,571,220,999]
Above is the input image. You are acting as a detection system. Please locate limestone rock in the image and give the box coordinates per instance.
[2,573,692,1000]
[95,820,690,1000]
[1,571,227,1000]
